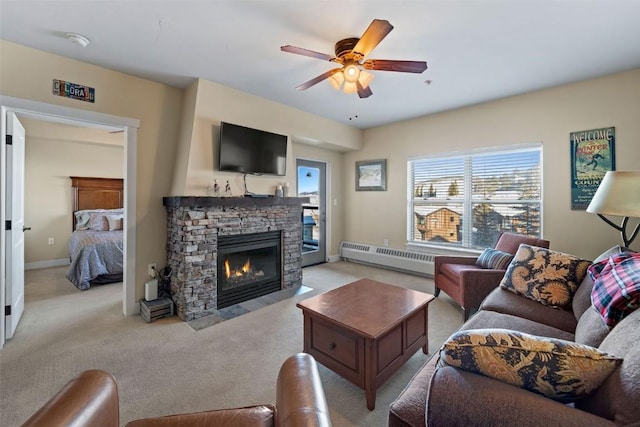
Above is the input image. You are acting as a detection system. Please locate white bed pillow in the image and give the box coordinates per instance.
[106,215,124,231]
[75,208,123,230]
[74,211,92,230]
[88,213,109,231]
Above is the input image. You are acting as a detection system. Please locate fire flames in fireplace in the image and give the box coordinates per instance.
[223,258,265,286]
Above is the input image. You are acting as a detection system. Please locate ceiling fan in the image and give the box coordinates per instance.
[281,19,427,98]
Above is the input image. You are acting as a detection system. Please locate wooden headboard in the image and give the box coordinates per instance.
[71,176,124,228]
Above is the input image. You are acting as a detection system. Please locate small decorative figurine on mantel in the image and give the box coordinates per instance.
[214,179,221,196]
[224,180,232,197]
[208,179,221,197]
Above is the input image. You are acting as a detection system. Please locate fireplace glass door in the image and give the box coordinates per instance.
[217,231,282,308]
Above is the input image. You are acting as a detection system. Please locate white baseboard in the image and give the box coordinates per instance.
[25,258,70,270]
[327,254,341,263]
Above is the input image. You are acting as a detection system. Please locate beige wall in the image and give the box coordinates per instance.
[171,78,361,198]
[170,80,198,196]
[21,119,123,263]
[1,40,183,300]
[343,69,640,260]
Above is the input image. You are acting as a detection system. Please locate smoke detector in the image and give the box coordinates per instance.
[66,32,90,47]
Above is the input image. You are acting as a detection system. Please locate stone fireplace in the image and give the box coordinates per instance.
[163,196,309,321]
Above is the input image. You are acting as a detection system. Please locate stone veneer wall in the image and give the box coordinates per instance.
[163,197,309,321]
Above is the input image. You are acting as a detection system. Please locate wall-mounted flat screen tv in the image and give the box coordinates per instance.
[218,121,288,176]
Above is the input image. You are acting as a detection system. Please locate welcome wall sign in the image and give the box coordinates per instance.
[52,79,95,103]
[570,126,615,210]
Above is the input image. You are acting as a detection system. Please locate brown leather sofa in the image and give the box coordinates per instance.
[389,248,640,426]
[434,232,549,320]
[22,353,332,427]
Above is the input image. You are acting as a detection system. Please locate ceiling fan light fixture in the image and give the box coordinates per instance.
[328,71,345,90]
[343,81,358,94]
[343,63,360,83]
[357,70,374,89]
[283,19,427,98]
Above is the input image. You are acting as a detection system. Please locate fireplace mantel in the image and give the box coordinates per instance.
[163,196,310,208]
[164,195,309,321]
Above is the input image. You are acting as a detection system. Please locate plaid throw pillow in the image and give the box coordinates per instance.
[589,252,640,328]
[476,248,514,270]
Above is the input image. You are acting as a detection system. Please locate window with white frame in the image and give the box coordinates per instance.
[407,143,542,250]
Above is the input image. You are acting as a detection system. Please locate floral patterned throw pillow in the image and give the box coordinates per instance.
[499,244,591,308]
[438,329,621,402]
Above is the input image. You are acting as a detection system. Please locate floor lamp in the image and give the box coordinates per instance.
[586,171,640,248]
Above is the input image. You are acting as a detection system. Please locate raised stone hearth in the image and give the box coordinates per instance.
[163,196,309,321]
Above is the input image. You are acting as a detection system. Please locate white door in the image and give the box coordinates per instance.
[5,112,26,339]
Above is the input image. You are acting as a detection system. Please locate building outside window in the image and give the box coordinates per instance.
[407,143,542,250]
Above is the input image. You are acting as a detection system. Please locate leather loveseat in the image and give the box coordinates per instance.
[22,352,332,427]
[389,246,640,426]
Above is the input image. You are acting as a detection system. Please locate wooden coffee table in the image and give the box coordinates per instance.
[296,278,434,410]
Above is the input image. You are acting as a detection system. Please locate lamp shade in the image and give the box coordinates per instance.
[586,171,640,217]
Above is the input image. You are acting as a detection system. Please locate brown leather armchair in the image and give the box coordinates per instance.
[22,353,332,427]
[22,369,119,427]
[434,232,549,320]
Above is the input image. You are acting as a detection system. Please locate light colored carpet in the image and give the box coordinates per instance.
[187,285,314,331]
[0,261,463,426]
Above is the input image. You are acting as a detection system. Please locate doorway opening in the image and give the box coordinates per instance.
[1,95,138,349]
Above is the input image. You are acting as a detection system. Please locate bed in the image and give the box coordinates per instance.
[65,177,124,290]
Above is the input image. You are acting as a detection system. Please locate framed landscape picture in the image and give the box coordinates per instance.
[356,159,387,191]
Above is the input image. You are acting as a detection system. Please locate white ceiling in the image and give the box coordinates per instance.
[2,1,640,129]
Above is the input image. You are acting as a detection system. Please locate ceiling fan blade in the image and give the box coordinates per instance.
[280,45,335,62]
[352,19,394,58]
[295,68,342,91]
[362,59,428,73]
[356,82,373,98]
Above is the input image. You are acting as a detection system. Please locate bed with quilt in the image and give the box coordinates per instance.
[66,210,124,290]
[65,176,124,290]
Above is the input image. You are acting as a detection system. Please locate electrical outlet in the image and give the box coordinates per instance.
[383,239,389,247]
[48,237,55,245]
[148,263,156,278]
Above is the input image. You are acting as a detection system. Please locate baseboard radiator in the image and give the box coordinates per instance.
[339,241,435,277]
